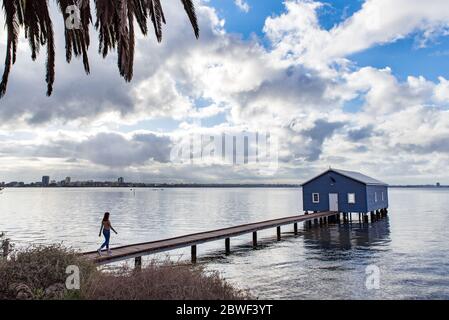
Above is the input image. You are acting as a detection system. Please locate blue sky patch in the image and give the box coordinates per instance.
[343,93,366,113]
[349,36,449,82]
[209,0,285,38]
[210,0,449,82]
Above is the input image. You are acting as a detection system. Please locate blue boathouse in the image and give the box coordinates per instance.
[301,168,389,215]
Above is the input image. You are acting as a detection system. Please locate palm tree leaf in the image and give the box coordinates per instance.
[127,0,135,81]
[56,0,92,74]
[23,0,41,61]
[180,0,199,39]
[95,0,118,57]
[133,0,147,35]
[41,1,55,96]
[0,0,19,98]
[147,0,164,42]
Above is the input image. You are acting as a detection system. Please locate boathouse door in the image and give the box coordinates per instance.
[329,193,339,211]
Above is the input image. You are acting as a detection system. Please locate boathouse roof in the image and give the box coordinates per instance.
[302,168,388,186]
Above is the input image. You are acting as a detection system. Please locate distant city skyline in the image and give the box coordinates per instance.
[0,176,447,188]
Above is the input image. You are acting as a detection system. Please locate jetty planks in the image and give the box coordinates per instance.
[83,211,336,265]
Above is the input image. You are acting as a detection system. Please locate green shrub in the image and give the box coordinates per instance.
[81,260,251,300]
[0,244,252,300]
[0,244,97,300]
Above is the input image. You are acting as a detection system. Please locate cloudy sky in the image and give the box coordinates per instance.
[1,0,449,184]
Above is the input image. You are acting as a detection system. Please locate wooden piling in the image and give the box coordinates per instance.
[307,219,312,228]
[252,232,257,248]
[304,212,311,228]
[191,245,197,264]
[225,238,231,255]
[277,226,281,241]
[294,223,298,235]
[135,256,142,270]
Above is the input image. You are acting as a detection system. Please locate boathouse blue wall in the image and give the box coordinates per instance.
[366,185,389,212]
[302,170,388,213]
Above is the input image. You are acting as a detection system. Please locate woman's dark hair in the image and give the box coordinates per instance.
[103,212,110,221]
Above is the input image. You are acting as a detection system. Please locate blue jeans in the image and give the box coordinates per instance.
[100,229,110,250]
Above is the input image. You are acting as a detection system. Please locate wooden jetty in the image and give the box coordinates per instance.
[83,211,339,266]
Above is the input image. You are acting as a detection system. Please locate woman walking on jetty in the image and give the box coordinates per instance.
[98,212,118,256]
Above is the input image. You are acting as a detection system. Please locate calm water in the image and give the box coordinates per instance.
[1,187,449,299]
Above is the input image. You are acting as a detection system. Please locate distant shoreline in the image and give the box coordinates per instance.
[1,184,448,189]
[1,184,301,189]
[389,185,449,188]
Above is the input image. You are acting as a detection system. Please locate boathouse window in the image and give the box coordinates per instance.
[348,193,356,204]
[375,192,378,202]
[312,193,320,203]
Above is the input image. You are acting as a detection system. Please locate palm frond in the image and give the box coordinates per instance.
[133,0,147,35]
[95,0,117,58]
[180,0,199,39]
[56,0,92,74]
[0,0,19,98]
[22,0,55,95]
[40,0,55,96]
[0,0,200,98]
[147,0,165,43]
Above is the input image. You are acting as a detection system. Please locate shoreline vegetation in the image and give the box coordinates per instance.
[0,235,251,300]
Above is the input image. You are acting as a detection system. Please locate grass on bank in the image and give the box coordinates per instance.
[0,239,251,300]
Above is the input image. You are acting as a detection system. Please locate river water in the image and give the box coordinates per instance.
[1,187,448,299]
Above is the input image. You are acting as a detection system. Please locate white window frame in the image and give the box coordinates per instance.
[382,192,384,201]
[374,192,378,202]
[312,193,320,203]
[348,193,356,204]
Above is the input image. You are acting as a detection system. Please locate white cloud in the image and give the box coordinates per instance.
[234,0,250,13]
[1,0,449,184]
[264,0,449,70]
[434,77,449,103]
